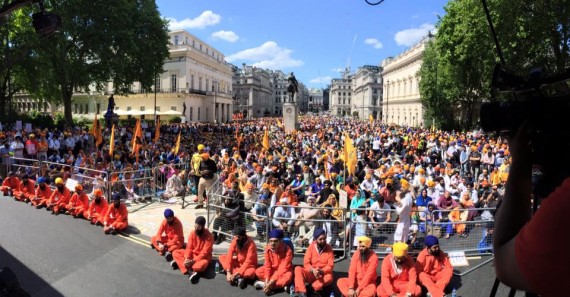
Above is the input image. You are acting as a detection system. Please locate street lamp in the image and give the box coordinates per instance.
[213,80,218,124]
[385,80,390,123]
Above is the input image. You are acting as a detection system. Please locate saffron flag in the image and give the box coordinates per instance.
[154,119,160,143]
[262,128,270,150]
[174,131,181,154]
[109,124,115,157]
[344,132,357,176]
[369,114,374,123]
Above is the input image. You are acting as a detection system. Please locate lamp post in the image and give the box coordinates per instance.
[154,73,158,122]
[385,80,390,124]
[213,80,217,124]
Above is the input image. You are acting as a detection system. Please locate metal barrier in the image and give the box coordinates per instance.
[154,163,191,207]
[348,207,402,258]
[8,157,41,179]
[72,167,108,196]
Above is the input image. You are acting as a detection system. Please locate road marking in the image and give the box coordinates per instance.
[117,233,151,247]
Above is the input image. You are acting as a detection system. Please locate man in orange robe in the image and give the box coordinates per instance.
[254,229,294,295]
[416,236,453,297]
[377,242,422,297]
[47,178,71,215]
[13,174,35,202]
[1,171,20,196]
[65,184,89,218]
[31,177,51,208]
[337,236,378,297]
[170,216,214,283]
[84,189,108,225]
[151,208,184,261]
[103,194,128,234]
[219,226,258,289]
[293,228,334,297]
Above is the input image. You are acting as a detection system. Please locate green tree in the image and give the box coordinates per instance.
[17,0,169,126]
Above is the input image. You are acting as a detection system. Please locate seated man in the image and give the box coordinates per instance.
[1,171,20,196]
[84,189,108,225]
[293,228,334,297]
[337,236,378,297]
[251,193,270,241]
[219,226,258,289]
[171,216,214,283]
[271,198,296,235]
[151,208,184,261]
[103,194,128,234]
[13,174,35,202]
[65,184,89,217]
[416,236,453,297]
[254,229,293,295]
[377,242,422,297]
[47,177,71,215]
[161,171,184,200]
[31,177,52,208]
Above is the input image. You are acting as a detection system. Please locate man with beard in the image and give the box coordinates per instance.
[65,184,89,217]
[219,226,258,289]
[47,177,71,215]
[171,216,214,283]
[151,208,184,261]
[1,171,20,196]
[254,229,293,295]
[416,235,453,297]
[293,228,334,297]
[376,242,421,297]
[195,153,218,209]
[31,177,52,208]
[317,180,338,205]
[13,174,35,202]
[103,194,129,234]
[337,236,378,297]
[84,189,108,225]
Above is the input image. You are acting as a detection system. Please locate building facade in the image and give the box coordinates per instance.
[381,34,431,127]
[329,69,353,117]
[233,64,274,118]
[308,88,324,114]
[352,65,383,120]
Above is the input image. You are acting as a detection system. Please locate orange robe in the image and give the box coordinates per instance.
[31,186,52,207]
[48,187,71,213]
[219,236,258,280]
[377,254,422,297]
[66,192,89,217]
[13,180,35,201]
[294,242,334,293]
[416,249,453,297]
[151,216,185,254]
[85,199,108,224]
[1,177,20,195]
[337,250,378,297]
[172,229,214,274]
[104,203,129,231]
[255,243,293,288]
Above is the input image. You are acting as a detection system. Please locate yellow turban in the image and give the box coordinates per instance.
[365,173,371,180]
[400,178,410,189]
[393,242,408,257]
[55,177,64,185]
[385,179,393,185]
[427,180,435,187]
[197,144,205,151]
[357,236,372,248]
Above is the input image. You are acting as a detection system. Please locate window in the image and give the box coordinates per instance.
[74,104,78,114]
[348,99,351,105]
[156,106,161,112]
[206,108,209,120]
[79,104,83,114]
[206,48,208,55]
[155,76,160,91]
[85,104,88,114]
[171,74,177,92]
[338,98,341,104]
[191,75,194,89]
[171,106,176,111]
[206,79,209,92]
[174,35,179,45]
[199,77,202,90]
[140,106,145,111]
[199,44,202,51]
[192,40,196,48]
[127,106,132,111]
[189,107,193,121]
[197,107,201,121]
[185,36,188,44]
[343,99,345,104]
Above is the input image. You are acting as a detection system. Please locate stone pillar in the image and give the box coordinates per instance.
[283,101,298,133]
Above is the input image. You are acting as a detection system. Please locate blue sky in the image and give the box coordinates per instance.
[155,0,449,89]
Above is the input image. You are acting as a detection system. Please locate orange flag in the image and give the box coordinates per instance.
[174,131,181,154]
[154,119,160,143]
[344,132,357,176]
[96,118,103,148]
[109,124,115,157]
[131,119,142,153]
[262,128,270,150]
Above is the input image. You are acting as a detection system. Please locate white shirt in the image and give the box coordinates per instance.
[370,201,391,221]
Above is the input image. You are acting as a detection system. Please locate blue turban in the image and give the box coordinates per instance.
[164,208,174,218]
[112,193,121,201]
[269,229,284,239]
[37,177,46,184]
[425,235,439,248]
[313,228,326,240]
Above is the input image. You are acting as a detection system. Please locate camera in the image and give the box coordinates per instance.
[480,64,570,134]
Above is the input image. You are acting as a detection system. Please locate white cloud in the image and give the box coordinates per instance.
[310,76,333,84]
[331,67,346,73]
[394,23,435,46]
[364,38,383,49]
[167,11,221,30]
[225,41,303,69]
[212,30,239,42]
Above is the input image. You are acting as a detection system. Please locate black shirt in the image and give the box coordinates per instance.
[199,159,218,179]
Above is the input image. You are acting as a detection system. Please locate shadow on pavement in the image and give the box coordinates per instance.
[0,246,63,297]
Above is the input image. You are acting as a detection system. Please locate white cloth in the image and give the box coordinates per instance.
[394,192,413,242]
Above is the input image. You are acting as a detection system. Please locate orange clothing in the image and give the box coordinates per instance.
[219,236,258,279]
[377,254,421,297]
[416,249,453,297]
[104,202,129,231]
[1,177,20,195]
[490,172,501,186]
[344,185,357,200]
[337,250,378,297]
[66,192,89,216]
[48,187,72,213]
[13,180,35,201]
[279,191,298,206]
[255,243,293,288]
[151,216,185,253]
[173,229,214,274]
[294,242,334,293]
[85,199,108,224]
[31,185,52,207]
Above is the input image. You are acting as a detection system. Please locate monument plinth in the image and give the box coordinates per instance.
[283,102,298,133]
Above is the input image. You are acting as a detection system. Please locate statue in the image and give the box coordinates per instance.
[183,102,187,116]
[105,94,116,129]
[286,72,299,103]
